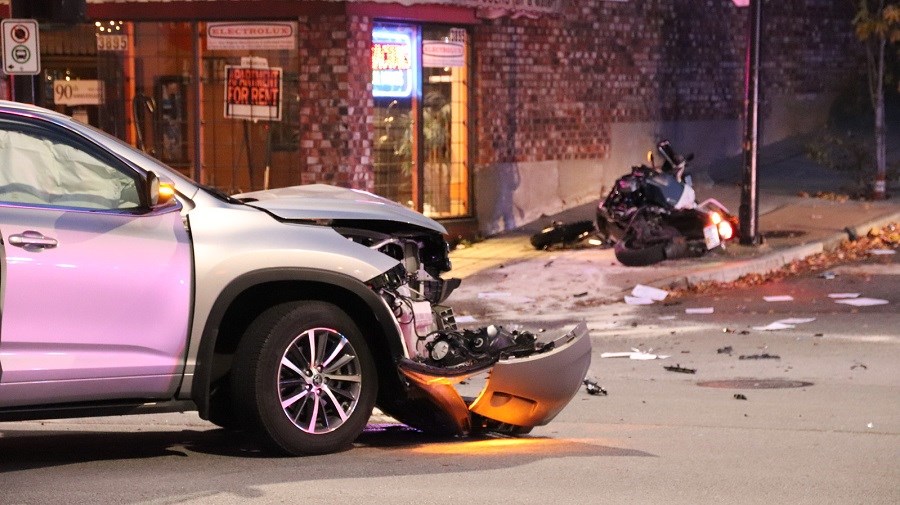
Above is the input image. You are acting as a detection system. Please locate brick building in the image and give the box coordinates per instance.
[0,0,862,238]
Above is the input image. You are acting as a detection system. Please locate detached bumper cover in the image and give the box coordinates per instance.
[469,322,591,427]
[398,322,591,433]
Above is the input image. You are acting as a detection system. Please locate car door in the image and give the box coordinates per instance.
[0,115,192,407]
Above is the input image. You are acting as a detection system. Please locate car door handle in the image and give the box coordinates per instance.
[8,230,59,250]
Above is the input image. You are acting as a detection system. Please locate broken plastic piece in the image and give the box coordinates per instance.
[663,364,696,374]
[600,349,669,360]
[739,353,780,360]
[583,379,608,396]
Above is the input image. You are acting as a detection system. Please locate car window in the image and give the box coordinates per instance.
[0,128,140,210]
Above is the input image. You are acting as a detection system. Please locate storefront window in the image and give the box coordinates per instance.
[372,22,470,219]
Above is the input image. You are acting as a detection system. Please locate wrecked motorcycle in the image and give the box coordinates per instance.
[596,140,738,266]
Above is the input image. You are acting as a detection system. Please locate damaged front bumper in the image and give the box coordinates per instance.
[396,322,591,435]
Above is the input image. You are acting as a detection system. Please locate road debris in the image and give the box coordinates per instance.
[763,295,794,302]
[829,293,860,299]
[625,295,655,305]
[739,353,781,360]
[663,364,696,374]
[717,346,733,354]
[850,363,868,370]
[734,394,748,400]
[820,271,837,279]
[869,248,896,255]
[752,322,796,331]
[601,348,670,360]
[583,379,608,396]
[835,297,889,307]
[685,307,714,314]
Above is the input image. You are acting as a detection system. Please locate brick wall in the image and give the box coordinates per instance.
[297,14,374,191]
[472,0,861,167]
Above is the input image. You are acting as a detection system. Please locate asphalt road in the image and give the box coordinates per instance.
[0,252,897,505]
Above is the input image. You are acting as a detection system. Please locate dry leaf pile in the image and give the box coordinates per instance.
[669,222,899,298]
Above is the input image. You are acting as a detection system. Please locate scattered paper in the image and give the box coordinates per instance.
[774,318,816,325]
[625,296,654,305]
[454,315,477,324]
[631,284,668,301]
[600,348,670,360]
[685,307,714,314]
[764,295,794,302]
[869,249,896,255]
[835,297,889,307]
[752,322,795,331]
[828,293,860,299]
[820,271,836,280]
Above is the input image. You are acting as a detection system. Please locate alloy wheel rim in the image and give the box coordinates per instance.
[278,327,362,434]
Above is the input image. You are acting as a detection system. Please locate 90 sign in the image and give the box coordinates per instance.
[96,34,127,52]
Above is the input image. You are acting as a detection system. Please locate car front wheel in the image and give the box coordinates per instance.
[232,301,377,455]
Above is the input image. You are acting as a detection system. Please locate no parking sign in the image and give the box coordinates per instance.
[2,19,40,75]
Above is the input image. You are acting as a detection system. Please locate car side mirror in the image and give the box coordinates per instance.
[146,171,176,207]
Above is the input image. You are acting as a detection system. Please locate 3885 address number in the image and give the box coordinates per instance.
[96,34,128,52]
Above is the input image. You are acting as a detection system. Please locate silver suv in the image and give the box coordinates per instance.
[0,101,590,455]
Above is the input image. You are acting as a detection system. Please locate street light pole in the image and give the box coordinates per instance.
[739,0,762,246]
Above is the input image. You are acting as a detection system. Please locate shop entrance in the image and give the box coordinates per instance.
[372,22,470,219]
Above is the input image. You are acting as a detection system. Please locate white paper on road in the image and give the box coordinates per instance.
[625,295,655,305]
[631,284,669,301]
[752,322,796,331]
[764,295,794,302]
[658,315,677,320]
[600,348,670,360]
[835,297,889,307]
[685,307,714,314]
[477,291,535,303]
[828,293,860,299]
[868,248,896,255]
[820,271,837,279]
[775,318,816,325]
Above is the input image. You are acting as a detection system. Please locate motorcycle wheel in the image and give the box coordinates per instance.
[614,239,666,266]
[530,220,596,250]
[614,214,680,267]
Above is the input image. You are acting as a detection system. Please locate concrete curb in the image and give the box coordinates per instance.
[647,210,900,291]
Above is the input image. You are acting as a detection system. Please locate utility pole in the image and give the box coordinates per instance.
[9,0,37,104]
[738,0,762,246]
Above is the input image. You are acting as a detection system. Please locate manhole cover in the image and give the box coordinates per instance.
[762,230,807,239]
[697,378,814,389]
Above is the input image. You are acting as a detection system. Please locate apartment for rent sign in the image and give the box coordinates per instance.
[224,64,282,121]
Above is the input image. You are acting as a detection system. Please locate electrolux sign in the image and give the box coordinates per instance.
[372,26,416,98]
[207,22,297,51]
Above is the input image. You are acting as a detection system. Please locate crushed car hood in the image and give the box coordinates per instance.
[234,184,447,234]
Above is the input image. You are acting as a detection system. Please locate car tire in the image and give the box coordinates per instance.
[231,301,377,456]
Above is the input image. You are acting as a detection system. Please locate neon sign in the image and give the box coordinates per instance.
[372,26,416,98]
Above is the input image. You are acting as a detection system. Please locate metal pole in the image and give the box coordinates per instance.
[192,21,204,184]
[739,0,762,245]
[9,0,36,104]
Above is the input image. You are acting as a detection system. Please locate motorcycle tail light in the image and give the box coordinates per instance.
[718,220,734,240]
[709,212,723,225]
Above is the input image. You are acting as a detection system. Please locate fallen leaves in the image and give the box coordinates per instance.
[669,222,899,298]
